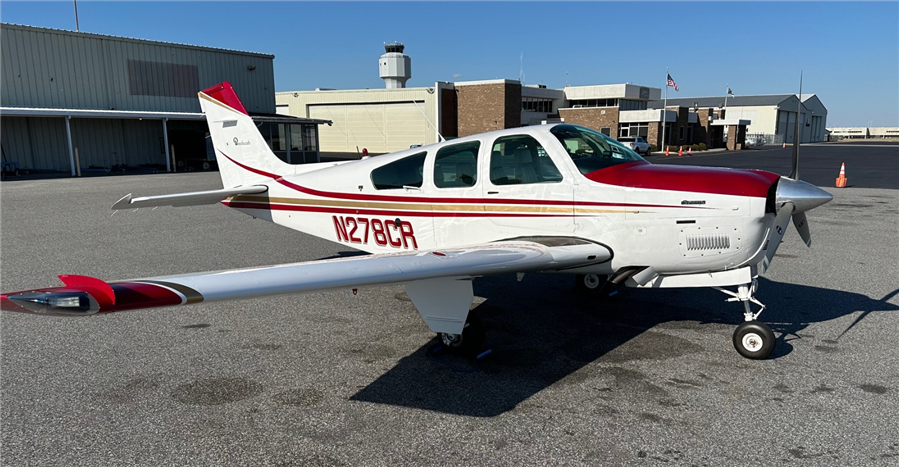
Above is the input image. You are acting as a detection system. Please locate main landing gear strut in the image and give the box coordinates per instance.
[714,279,775,359]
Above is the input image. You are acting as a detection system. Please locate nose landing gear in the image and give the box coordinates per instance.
[715,280,776,359]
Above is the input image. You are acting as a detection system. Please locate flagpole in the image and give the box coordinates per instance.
[724,84,728,111]
[661,67,668,151]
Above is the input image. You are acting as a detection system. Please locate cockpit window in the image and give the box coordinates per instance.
[550,124,645,175]
[371,152,426,190]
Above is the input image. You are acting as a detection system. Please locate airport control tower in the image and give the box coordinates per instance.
[379,42,411,89]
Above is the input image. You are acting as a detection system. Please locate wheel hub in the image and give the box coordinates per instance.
[441,333,462,347]
[742,332,763,352]
[584,274,601,289]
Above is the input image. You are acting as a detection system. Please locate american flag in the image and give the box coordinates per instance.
[667,73,679,92]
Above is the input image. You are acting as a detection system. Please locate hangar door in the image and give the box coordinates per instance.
[309,102,428,154]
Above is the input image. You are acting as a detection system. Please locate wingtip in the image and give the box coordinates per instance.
[112,193,133,210]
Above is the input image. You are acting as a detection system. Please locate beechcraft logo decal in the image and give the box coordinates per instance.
[232,137,251,146]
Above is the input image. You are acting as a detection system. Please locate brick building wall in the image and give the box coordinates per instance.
[696,108,713,147]
[648,122,661,149]
[726,125,747,150]
[455,82,521,137]
[557,107,620,135]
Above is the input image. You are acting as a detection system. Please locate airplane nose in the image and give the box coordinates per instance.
[775,177,833,213]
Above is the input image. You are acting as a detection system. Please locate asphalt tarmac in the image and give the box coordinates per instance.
[651,141,899,190]
[2,143,897,466]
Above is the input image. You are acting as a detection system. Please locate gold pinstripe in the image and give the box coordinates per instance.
[140,280,204,305]
[198,92,240,114]
[227,195,640,214]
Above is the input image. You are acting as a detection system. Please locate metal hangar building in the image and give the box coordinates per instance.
[0,23,327,175]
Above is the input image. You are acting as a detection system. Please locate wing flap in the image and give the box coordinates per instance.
[111,185,268,210]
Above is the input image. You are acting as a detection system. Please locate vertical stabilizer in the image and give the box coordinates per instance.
[198,82,290,188]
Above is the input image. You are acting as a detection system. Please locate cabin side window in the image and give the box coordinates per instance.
[433,141,480,188]
[370,152,426,190]
[489,135,562,185]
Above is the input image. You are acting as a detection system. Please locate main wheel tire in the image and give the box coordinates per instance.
[439,315,486,358]
[575,274,612,296]
[733,321,775,359]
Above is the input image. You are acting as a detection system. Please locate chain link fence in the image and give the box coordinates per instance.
[746,133,783,147]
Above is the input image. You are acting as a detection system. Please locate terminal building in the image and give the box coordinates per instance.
[277,43,827,156]
[827,127,899,140]
[0,23,327,175]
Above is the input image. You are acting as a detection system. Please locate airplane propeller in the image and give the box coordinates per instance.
[761,131,831,271]
[761,70,832,273]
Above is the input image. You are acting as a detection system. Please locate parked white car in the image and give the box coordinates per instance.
[618,136,652,156]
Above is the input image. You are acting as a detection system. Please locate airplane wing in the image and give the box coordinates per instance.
[111,185,268,210]
[1,239,610,334]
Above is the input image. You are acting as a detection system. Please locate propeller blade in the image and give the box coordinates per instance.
[761,203,795,273]
[792,211,811,247]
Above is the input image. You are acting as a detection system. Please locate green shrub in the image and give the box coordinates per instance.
[691,144,700,151]
[650,144,658,152]
[698,142,707,151]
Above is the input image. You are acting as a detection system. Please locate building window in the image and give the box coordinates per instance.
[489,135,561,185]
[619,99,647,111]
[434,141,480,188]
[600,127,611,136]
[619,123,648,138]
[259,122,318,164]
[522,97,554,113]
[570,98,618,108]
[371,152,426,190]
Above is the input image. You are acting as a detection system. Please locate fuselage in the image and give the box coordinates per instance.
[222,124,780,276]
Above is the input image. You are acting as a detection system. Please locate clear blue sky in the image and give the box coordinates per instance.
[2,1,897,127]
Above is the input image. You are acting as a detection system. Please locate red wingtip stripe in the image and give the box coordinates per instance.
[200,82,248,115]
[58,274,116,306]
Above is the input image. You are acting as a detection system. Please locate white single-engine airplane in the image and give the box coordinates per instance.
[1,82,833,360]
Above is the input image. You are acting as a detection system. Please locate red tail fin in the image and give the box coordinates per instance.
[200,82,248,115]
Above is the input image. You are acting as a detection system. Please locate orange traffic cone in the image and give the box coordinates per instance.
[678,146,683,157]
[782,142,786,149]
[665,147,669,156]
[688,147,693,156]
[835,163,847,188]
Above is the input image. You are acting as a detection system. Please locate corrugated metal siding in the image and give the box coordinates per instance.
[0,117,68,171]
[70,118,171,168]
[280,88,439,152]
[309,102,428,153]
[1,24,275,113]
[1,116,170,170]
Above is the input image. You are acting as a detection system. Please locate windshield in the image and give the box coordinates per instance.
[550,124,645,175]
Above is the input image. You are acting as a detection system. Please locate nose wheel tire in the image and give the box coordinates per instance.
[733,321,775,359]
[439,315,486,358]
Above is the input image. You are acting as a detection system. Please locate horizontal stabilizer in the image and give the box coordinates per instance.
[112,185,268,210]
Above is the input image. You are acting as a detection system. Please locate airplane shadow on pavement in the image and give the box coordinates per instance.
[350,273,899,417]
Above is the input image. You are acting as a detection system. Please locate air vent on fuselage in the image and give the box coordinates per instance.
[686,234,730,251]
[678,226,741,258]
